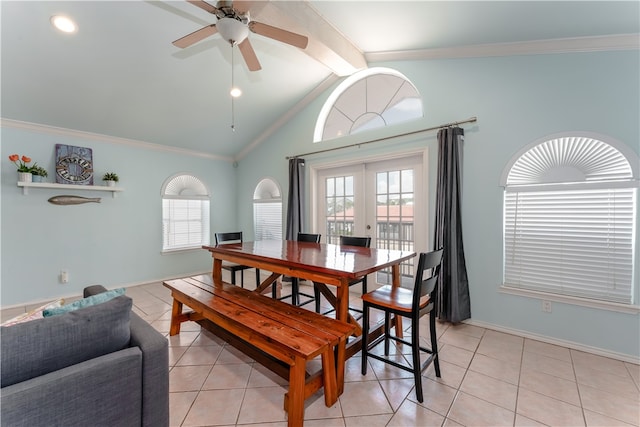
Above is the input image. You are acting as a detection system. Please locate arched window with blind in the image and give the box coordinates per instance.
[161,173,210,252]
[253,178,282,241]
[501,133,638,306]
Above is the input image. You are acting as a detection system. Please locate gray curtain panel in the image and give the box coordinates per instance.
[285,158,306,240]
[434,127,471,323]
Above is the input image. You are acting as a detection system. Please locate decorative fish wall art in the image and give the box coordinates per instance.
[48,195,101,205]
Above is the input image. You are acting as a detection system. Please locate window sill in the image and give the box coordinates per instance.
[161,247,203,255]
[499,285,640,314]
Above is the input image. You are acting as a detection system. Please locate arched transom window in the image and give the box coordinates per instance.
[314,67,423,142]
[501,134,638,305]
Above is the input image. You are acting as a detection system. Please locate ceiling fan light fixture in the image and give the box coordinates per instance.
[50,15,77,33]
[216,17,249,45]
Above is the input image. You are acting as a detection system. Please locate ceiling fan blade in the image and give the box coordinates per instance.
[237,38,262,71]
[172,24,218,48]
[186,0,218,14]
[249,21,308,49]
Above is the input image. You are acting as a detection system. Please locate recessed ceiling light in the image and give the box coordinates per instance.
[51,15,77,33]
[230,87,242,98]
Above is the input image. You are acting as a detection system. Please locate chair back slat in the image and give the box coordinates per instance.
[339,235,371,248]
[297,233,321,243]
[414,248,443,309]
[215,232,243,245]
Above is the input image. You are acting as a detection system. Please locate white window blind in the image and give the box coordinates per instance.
[253,178,282,241]
[162,174,210,252]
[254,202,282,241]
[162,199,210,251]
[502,136,637,305]
[504,186,635,303]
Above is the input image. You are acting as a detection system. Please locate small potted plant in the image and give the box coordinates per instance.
[8,154,33,182]
[30,164,48,183]
[102,172,119,187]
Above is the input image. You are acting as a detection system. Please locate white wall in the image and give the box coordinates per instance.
[236,50,640,360]
[1,124,238,307]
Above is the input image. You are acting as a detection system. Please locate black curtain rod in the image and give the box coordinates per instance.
[286,116,477,160]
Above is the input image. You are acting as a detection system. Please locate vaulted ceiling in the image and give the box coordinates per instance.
[2,1,638,160]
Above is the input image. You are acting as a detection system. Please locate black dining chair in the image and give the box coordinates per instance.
[214,232,260,288]
[276,232,321,306]
[360,248,443,403]
[314,235,371,316]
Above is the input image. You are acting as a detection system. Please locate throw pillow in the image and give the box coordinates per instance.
[43,288,125,317]
[1,299,65,326]
[0,295,132,387]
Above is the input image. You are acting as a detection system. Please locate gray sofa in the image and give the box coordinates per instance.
[0,285,169,427]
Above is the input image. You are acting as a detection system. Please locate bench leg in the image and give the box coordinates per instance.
[287,358,306,427]
[321,348,338,406]
[169,298,183,336]
[335,338,348,397]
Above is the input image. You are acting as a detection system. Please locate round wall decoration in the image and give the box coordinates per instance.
[55,144,94,185]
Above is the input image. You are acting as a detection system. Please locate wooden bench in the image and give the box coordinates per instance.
[163,275,355,427]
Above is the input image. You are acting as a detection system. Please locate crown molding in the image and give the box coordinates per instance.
[0,118,231,162]
[366,34,640,63]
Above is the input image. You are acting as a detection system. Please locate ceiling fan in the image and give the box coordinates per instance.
[173,0,309,71]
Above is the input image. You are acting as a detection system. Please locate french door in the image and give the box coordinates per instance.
[312,152,427,286]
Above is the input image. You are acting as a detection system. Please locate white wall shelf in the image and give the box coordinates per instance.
[17,181,124,197]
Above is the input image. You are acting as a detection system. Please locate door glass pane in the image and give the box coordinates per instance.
[402,169,414,192]
[335,176,344,196]
[375,168,415,286]
[388,170,400,192]
[325,175,355,244]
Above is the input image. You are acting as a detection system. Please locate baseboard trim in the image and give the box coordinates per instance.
[120,270,211,290]
[0,270,211,312]
[463,318,640,365]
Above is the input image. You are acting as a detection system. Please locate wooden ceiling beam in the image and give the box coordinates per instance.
[250,1,367,76]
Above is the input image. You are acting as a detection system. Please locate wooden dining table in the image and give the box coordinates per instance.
[203,239,416,358]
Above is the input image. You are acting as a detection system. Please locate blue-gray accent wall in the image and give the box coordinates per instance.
[236,50,640,359]
[1,49,638,359]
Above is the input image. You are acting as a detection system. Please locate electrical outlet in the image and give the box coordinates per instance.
[60,270,69,284]
[542,300,552,313]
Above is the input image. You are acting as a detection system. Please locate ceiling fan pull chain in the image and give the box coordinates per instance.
[231,44,236,131]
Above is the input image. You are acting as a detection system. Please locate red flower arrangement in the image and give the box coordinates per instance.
[8,154,33,172]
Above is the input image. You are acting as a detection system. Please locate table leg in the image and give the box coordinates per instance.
[335,279,350,326]
[392,264,403,337]
[212,258,223,286]
[314,282,361,335]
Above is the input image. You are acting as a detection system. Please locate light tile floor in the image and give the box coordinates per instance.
[5,280,639,426]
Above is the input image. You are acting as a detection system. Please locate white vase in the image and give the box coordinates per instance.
[105,180,116,187]
[18,172,32,183]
